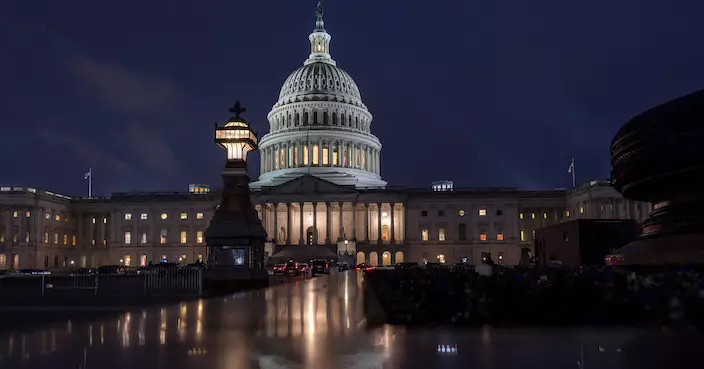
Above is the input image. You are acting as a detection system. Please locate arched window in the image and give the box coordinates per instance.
[303,112,309,125]
[382,251,391,266]
[348,115,353,127]
[381,225,389,241]
[332,112,337,125]
[458,224,467,241]
[313,111,318,124]
[341,114,346,126]
[369,251,379,266]
[323,111,328,124]
[356,251,365,265]
[395,251,404,264]
[295,112,300,126]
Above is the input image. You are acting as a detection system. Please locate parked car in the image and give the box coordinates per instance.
[298,263,311,276]
[311,260,330,276]
[284,261,300,276]
[271,264,286,274]
[71,268,96,276]
[337,262,350,271]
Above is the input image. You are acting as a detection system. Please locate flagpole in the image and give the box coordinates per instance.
[571,158,576,188]
[88,168,92,198]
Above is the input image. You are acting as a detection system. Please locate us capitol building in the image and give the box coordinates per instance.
[0,4,651,270]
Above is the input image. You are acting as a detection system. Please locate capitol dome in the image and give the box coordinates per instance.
[276,62,364,108]
[250,2,386,190]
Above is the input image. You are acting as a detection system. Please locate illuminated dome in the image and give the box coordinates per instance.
[250,2,386,190]
[276,62,364,108]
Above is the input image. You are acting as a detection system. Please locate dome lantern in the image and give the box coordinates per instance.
[305,1,335,66]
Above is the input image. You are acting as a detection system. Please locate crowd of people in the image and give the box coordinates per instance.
[364,263,704,328]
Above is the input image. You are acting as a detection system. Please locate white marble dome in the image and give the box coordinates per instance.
[250,3,386,190]
[276,62,364,108]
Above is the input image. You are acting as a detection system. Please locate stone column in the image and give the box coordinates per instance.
[338,202,344,241]
[377,203,382,243]
[99,214,106,246]
[351,202,357,240]
[77,213,83,246]
[312,202,318,245]
[325,202,331,244]
[4,208,11,243]
[284,143,289,169]
[299,202,304,245]
[18,208,25,244]
[318,139,323,166]
[327,141,333,167]
[390,203,396,243]
[273,203,279,244]
[297,142,303,167]
[364,204,369,243]
[286,203,292,244]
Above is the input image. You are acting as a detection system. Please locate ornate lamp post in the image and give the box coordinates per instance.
[204,102,268,285]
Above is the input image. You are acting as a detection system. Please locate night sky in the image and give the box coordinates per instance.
[2,1,703,196]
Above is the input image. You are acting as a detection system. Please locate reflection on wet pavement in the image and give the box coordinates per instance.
[0,271,701,369]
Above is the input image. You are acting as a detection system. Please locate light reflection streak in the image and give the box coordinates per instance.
[291,295,302,337]
[139,313,146,346]
[89,325,93,347]
[100,325,105,345]
[122,312,131,348]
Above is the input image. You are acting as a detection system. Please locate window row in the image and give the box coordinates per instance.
[123,212,205,221]
[421,208,503,217]
[123,230,204,245]
[420,224,505,242]
[271,110,369,133]
[120,253,204,267]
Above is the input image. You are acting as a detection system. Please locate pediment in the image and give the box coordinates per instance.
[264,174,357,195]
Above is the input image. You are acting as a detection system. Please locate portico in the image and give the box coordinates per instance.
[252,175,405,249]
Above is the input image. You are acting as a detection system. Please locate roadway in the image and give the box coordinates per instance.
[0,271,698,369]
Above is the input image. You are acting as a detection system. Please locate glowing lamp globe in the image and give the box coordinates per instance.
[214,101,258,163]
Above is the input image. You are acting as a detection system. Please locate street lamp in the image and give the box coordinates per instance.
[344,239,349,255]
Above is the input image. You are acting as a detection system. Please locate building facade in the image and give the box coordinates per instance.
[0,4,653,270]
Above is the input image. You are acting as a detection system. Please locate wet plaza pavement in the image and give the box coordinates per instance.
[0,271,702,369]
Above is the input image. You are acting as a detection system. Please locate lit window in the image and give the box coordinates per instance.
[519,213,524,219]
[124,255,131,267]
[43,231,49,244]
[421,229,429,241]
[480,233,487,241]
[579,206,584,214]
[160,229,167,244]
[161,255,167,263]
[55,214,60,221]
[520,229,525,242]
[125,213,132,220]
[25,231,30,243]
[498,252,505,265]
[140,213,148,220]
[180,231,187,244]
[438,228,445,241]
[92,217,96,224]
[124,231,132,244]
[322,147,329,165]
[196,212,204,220]
[72,234,76,246]
[140,255,147,267]
[12,212,17,218]
[458,210,465,217]
[45,213,50,220]
[141,232,147,244]
[196,231,203,244]
[180,213,188,220]
[103,217,107,224]
[25,211,30,218]
[63,234,67,245]
[497,233,504,241]
[161,213,168,220]
[532,230,536,238]
[65,216,68,223]
[54,232,59,245]
[543,212,547,219]
[531,213,535,219]
[198,254,203,262]
[565,210,570,217]
[479,209,487,216]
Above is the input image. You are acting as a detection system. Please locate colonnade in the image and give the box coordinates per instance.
[260,140,380,175]
[257,202,403,245]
